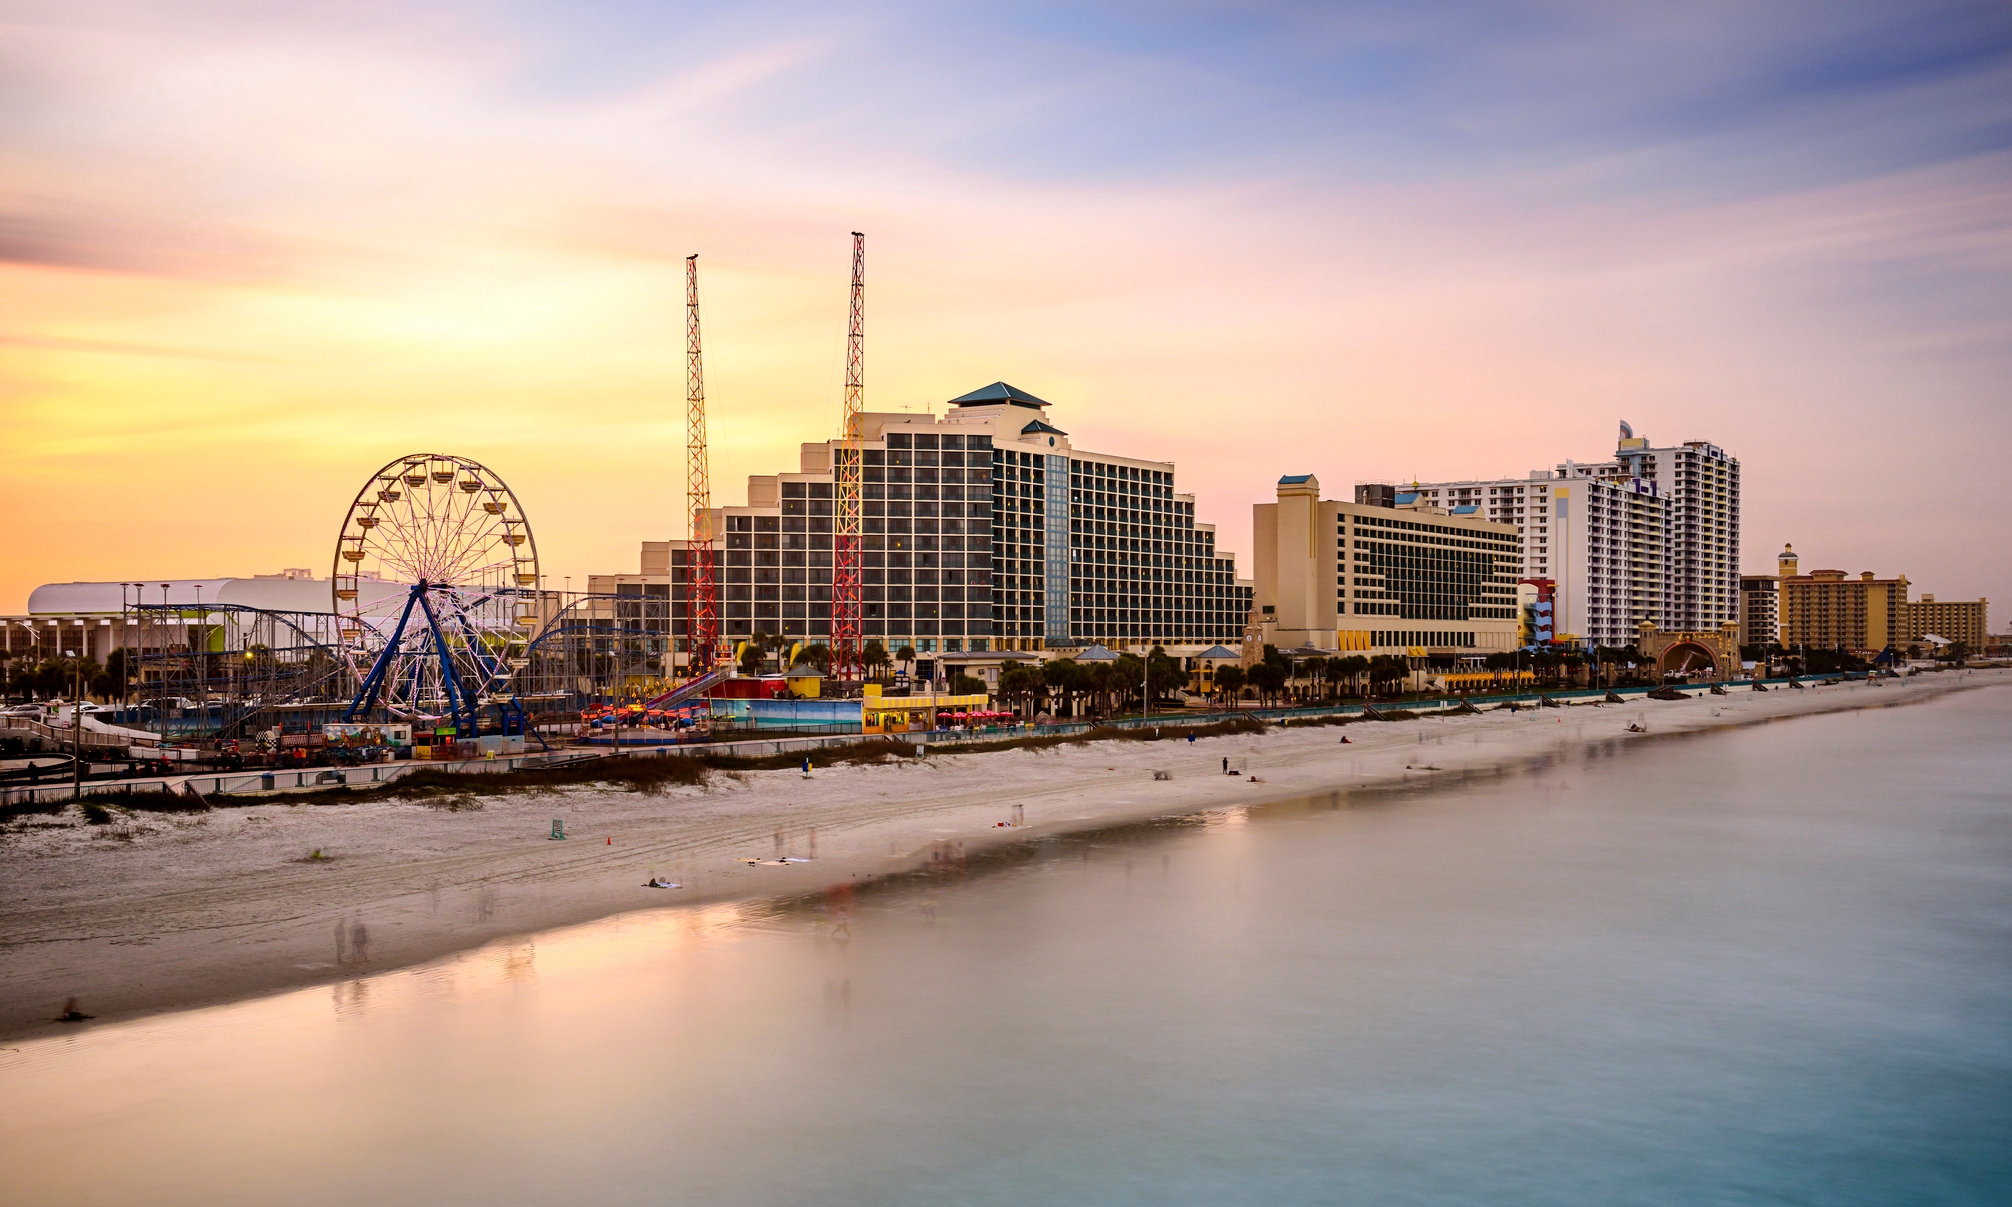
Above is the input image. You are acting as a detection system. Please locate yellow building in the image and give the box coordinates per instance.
[1776,542,1989,656]
[1902,595,1988,650]
[862,690,992,733]
[1775,544,1908,655]
[1251,475,1522,658]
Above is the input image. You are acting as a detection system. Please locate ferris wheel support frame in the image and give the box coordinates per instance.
[343,582,522,737]
[345,585,422,722]
[333,452,539,737]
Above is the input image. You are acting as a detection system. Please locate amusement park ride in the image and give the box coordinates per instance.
[123,235,872,742]
[685,253,722,673]
[333,453,541,738]
[830,231,867,686]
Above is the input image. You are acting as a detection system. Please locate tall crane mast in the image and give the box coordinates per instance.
[829,231,866,683]
[685,253,720,673]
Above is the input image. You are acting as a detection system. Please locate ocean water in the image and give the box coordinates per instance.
[3,686,2009,1205]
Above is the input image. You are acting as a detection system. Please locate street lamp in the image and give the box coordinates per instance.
[117,583,131,710]
[194,582,208,737]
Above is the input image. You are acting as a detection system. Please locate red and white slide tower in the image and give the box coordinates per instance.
[684,254,720,673]
[829,232,866,684]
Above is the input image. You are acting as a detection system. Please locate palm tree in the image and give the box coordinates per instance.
[1112,653,1143,712]
[1145,646,1183,708]
[1367,654,1407,697]
[1320,657,1345,702]
[1247,661,1286,705]
[997,666,1042,718]
[1041,658,1080,719]
[1083,662,1116,718]
[894,644,917,681]
[1214,664,1246,707]
[861,640,892,683]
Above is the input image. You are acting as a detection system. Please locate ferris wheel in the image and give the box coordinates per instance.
[332,453,540,732]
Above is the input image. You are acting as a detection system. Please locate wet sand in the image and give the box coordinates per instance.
[0,672,1996,1039]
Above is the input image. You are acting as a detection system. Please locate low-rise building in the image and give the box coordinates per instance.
[3,572,347,664]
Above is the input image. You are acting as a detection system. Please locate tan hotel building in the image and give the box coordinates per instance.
[1775,542,1988,655]
[1902,595,1988,650]
[1775,545,1909,655]
[1251,474,1522,656]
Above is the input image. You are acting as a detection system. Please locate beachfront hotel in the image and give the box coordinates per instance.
[1367,475,1565,583]
[1396,471,1669,650]
[1249,474,1523,658]
[1772,541,1987,657]
[1901,595,1988,650]
[1775,545,1909,656]
[596,383,1252,668]
[1559,428,1740,632]
[1740,573,1779,648]
[1405,423,1739,649]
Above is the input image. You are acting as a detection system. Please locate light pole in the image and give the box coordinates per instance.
[118,583,133,710]
[194,583,208,739]
[73,652,84,800]
[160,585,172,739]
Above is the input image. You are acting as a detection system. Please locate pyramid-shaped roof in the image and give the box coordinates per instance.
[949,382,1050,409]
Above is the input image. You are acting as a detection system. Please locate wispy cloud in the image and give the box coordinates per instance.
[1,0,2008,611]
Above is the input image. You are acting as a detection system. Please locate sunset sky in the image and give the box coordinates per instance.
[5,0,2010,614]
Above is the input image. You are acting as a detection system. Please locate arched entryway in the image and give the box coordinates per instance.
[1636,621,1742,683]
[1660,642,1717,678]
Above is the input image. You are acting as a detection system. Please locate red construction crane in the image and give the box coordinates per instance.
[829,231,866,683]
[685,253,720,674]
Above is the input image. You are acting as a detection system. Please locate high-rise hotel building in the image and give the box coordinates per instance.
[1560,428,1739,632]
[1392,473,1668,649]
[598,383,1250,666]
[1372,475,1566,583]
[1405,424,1737,649]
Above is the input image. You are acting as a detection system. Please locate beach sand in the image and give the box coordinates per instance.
[1,672,1998,1040]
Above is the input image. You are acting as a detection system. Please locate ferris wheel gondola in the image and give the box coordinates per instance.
[333,453,540,733]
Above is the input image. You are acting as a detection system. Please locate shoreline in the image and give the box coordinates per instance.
[2,670,2001,1041]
